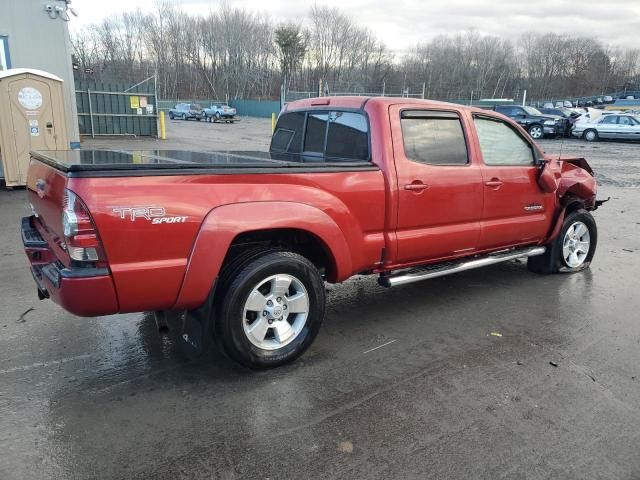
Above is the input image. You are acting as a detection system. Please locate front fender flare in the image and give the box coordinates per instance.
[173,202,352,309]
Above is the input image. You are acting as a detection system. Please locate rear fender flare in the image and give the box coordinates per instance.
[173,202,352,309]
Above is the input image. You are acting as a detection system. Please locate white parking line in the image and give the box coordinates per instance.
[363,339,397,355]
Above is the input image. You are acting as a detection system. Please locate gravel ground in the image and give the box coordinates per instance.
[1,122,639,479]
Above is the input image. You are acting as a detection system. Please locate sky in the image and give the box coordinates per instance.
[70,0,640,54]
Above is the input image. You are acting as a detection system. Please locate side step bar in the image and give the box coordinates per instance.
[379,246,546,288]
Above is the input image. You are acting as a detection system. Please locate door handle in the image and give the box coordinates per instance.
[485,179,504,188]
[404,182,429,192]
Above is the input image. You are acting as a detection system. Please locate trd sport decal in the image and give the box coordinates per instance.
[112,206,188,224]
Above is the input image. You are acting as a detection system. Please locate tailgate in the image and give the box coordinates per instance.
[26,154,71,266]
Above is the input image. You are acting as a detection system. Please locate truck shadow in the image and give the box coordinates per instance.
[51,260,594,393]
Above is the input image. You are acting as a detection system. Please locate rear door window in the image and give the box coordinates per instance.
[400,112,468,165]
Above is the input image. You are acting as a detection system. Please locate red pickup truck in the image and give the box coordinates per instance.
[22,97,601,368]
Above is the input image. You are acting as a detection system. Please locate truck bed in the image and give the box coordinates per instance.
[30,150,377,177]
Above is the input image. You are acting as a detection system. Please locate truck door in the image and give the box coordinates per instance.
[390,107,483,264]
[472,115,554,250]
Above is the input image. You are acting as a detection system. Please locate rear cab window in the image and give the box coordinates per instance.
[270,110,370,162]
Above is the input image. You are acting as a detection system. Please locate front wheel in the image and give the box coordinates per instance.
[528,124,544,139]
[215,251,326,369]
[527,209,597,274]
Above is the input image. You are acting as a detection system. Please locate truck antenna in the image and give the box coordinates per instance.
[557,133,566,161]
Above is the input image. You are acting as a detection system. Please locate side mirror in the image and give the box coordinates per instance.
[537,160,558,193]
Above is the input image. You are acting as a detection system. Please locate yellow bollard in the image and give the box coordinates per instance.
[159,111,166,140]
[271,112,276,133]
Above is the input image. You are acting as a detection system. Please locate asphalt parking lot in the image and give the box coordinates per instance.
[1,119,640,479]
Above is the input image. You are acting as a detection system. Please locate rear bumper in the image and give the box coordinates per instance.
[22,216,119,317]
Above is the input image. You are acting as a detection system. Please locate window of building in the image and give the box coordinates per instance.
[0,36,10,71]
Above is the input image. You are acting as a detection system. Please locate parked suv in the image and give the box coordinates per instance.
[495,105,565,139]
[169,103,204,121]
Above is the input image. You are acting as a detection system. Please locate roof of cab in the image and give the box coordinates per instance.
[284,96,487,114]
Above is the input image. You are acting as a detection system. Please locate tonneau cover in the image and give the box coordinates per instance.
[30,150,375,176]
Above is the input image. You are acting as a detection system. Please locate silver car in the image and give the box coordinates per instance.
[572,113,640,142]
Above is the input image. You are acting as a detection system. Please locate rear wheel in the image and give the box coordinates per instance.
[528,124,544,139]
[584,129,599,142]
[215,251,325,369]
[527,209,597,274]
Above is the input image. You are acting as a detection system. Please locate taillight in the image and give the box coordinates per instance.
[62,189,104,264]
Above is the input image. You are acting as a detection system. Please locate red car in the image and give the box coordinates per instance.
[22,97,602,368]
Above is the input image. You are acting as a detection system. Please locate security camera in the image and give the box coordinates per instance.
[44,4,54,12]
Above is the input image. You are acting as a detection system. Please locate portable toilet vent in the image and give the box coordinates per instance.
[0,69,70,187]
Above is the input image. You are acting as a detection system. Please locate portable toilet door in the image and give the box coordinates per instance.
[0,69,70,187]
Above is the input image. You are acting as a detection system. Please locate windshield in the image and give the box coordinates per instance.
[523,106,542,116]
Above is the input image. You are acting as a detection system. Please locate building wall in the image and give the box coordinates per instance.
[0,0,79,147]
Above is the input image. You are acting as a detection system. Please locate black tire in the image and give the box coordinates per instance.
[196,117,201,121]
[527,209,597,274]
[528,124,544,140]
[215,251,325,369]
[583,129,599,142]
[169,112,174,120]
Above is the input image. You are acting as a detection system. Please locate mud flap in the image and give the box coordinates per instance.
[594,197,610,210]
[179,282,217,358]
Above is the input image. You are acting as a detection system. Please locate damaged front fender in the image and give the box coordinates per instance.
[541,156,601,243]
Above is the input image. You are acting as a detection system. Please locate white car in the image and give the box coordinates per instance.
[572,113,640,142]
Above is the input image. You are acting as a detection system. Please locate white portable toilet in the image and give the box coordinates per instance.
[0,69,70,187]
